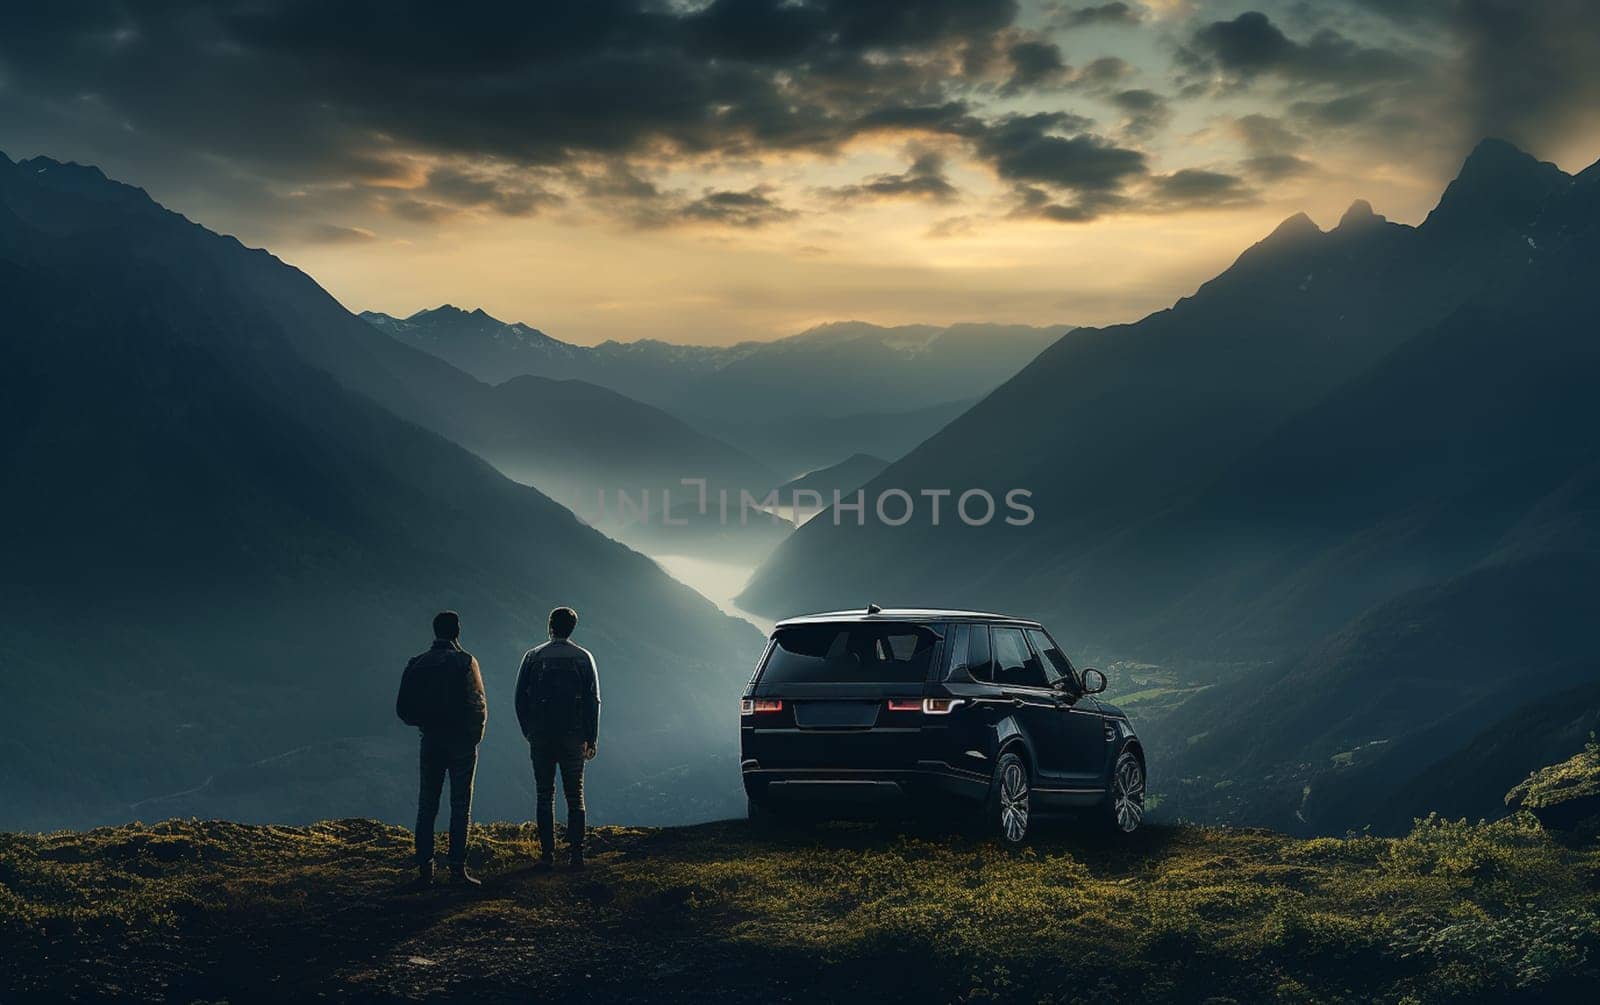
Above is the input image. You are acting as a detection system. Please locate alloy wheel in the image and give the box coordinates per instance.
[1112,754,1144,833]
[999,760,1029,843]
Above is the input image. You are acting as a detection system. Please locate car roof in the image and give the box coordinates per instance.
[773,607,1043,629]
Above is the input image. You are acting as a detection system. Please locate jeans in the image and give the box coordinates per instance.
[531,737,586,855]
[416,735,478,867]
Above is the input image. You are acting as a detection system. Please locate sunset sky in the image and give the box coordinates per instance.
[5,1,1599,344]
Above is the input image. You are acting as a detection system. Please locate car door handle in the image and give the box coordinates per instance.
[1011,698,1024,707]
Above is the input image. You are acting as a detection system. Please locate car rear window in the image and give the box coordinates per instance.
[760,622,941,684]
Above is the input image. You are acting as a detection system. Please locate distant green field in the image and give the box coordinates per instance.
[3,812,1597,1002]
[1100,660,1214,716]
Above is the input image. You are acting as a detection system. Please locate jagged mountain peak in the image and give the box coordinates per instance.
[8,154,162,214]
[1260,211,1323,248]
[1335,199,1384,231]
[1422,137,1570,236]
[1456,137,1555,182]
[408,303,493,323]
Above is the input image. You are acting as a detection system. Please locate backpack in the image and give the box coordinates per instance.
[523,655,587,738]
[396,650,469,730]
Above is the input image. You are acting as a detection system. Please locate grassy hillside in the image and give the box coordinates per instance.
[3,814,1598,1003]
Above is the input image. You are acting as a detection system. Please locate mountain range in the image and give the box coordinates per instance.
[364,307,1063,476]
[739,138,1600,833]
[0,151,763,831]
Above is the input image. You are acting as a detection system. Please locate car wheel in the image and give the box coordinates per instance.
[747,795,774,827]
[987,751,1031,846]
[1106,749,1145,834]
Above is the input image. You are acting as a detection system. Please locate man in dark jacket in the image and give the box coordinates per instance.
[396,610,488,887]
[514,606,600,869]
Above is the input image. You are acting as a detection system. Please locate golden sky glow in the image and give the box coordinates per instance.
[282,132,1597,347]
[6,1,1599,345]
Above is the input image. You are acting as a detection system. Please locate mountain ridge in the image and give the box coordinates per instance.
[739,138,1595,653]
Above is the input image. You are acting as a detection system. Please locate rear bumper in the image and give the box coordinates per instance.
[742,760,991,808]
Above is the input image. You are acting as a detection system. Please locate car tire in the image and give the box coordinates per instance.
[1104,749,1145,834]
[986,751,1031,846]
[747,795,775,827]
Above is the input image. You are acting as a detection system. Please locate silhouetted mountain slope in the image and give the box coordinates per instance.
[1159,554,1600,835]
[772,453,891,500]
[363,308,1062,473]
[0,152,763,830]
[1056,193,1600,657]
[1368,681,1600,833]
[0,164,768,519]
[740,140,1588,661]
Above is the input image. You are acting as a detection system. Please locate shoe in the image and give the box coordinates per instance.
[532,854,555,873]
[568,849,585,870]
[450,864,482,887]
[408,863,434,890]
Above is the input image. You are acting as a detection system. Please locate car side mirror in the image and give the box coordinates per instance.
[1081,668,1107,694]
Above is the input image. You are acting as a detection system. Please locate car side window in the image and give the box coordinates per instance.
[1026,629,1074,689]
[992,627,1048,688]
[967,623,993,682]
[945,623,970,679]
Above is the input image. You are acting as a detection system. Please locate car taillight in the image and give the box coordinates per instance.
[740,698,782,715]
[884,698,964,714]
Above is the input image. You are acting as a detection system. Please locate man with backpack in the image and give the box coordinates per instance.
[515,606,600,870]
[396,610,488,887]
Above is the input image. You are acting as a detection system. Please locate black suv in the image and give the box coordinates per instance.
[740,607,1145,844]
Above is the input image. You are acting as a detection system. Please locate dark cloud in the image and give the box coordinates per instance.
[974,113,1147,193]
[1181,11,1419,87]
[14,0,1591,242]
[422,166,562,217]
[1308,2,1600,161]
[1074,56,1133,90]
[1010,184,1126,223]
[0,0,1031,233]
[1452,0,1600,155]
[1149,168,1256,208]
[676,186,797,228]
[986,112,1147,223]
[1054,3,1142,29]
[1111,89,1170,139]
[855,102,977,134]
[1003,40,1071,95]
[825,152,960,203]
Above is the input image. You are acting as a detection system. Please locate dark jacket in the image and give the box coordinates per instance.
[514,638,600,746]
[396,639,488,744]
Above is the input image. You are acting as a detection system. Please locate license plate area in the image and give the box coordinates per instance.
[792,700,881,729]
